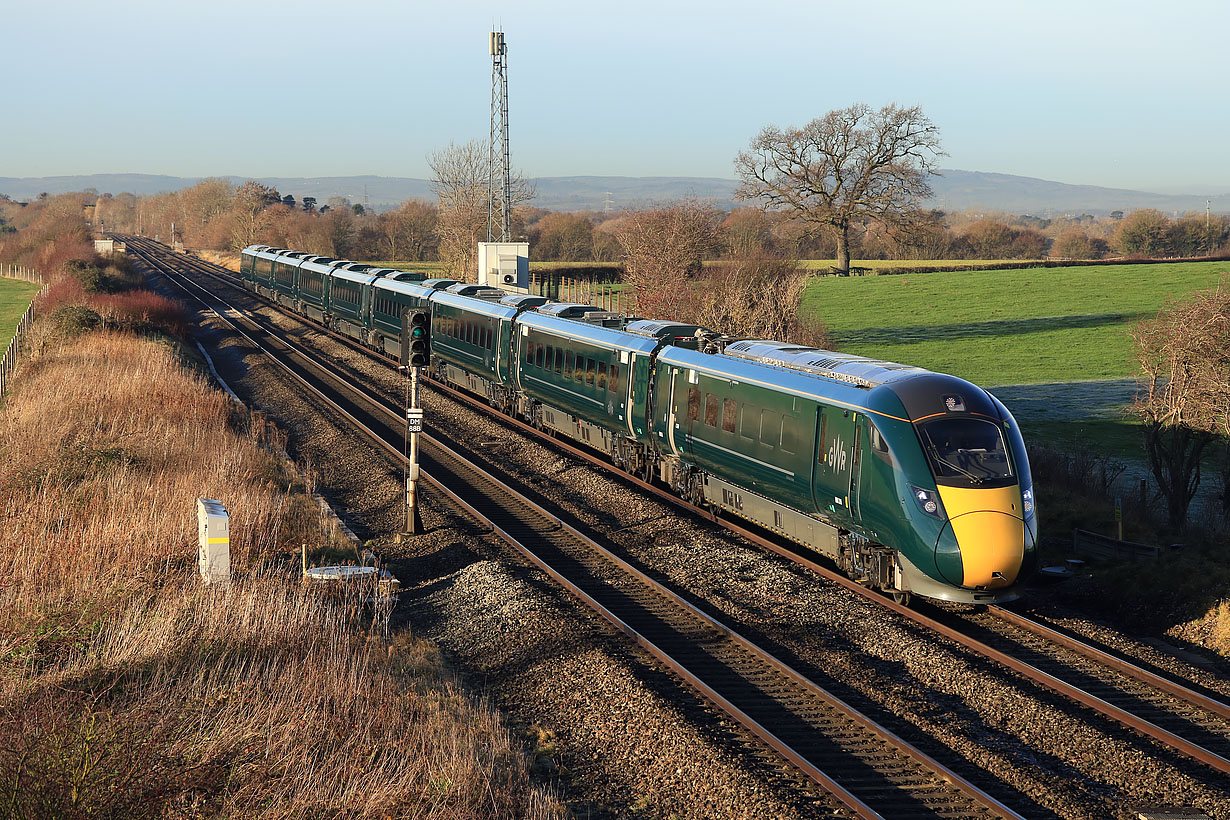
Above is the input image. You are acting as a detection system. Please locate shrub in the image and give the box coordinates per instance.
[47,305,102,340]
[62,258,108,293]
[89,290,188,338]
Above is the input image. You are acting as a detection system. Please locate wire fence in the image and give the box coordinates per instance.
[1,264,47,399]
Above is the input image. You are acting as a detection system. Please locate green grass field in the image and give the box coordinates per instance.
[0,277,40,350]
[804,260,1230,386]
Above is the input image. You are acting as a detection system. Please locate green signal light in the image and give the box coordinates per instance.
[411,327,425,339]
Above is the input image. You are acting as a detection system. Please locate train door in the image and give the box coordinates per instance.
[849,416,864,519]
[814,406,858,524]
[624,352,637,437]
[665,367,680,457]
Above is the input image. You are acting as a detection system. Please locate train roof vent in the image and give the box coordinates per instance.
[420,278,458,289]
[537,302,600,318]
[384,270,426,281]
[722,340,928,388]
[446,283,506,299]
[625,319,705,340]
[499,293,549,309]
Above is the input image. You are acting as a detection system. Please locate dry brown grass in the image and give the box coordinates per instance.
[0,331,560,818]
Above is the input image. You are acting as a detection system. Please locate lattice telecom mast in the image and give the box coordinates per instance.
[488,30,511,242]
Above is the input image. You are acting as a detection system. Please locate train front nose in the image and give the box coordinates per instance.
[934,486,1026,589]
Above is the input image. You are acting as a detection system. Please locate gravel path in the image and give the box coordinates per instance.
[169,266,1230,820]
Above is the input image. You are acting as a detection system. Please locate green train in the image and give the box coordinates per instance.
[241,245,1037,604]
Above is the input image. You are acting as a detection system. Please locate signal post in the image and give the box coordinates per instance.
[401,310,431,535]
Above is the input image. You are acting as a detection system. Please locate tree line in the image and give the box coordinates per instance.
[54,180,1230,270]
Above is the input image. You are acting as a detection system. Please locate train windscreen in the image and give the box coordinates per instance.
[916,417,1013,486]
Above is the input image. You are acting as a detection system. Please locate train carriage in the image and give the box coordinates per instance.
[326,267,378,341]
[270,250,309,308]
[430,289,520,408]
[653,342,1035,604]
[513,311,661,472]
[369,278,455,357]
[296,256,339,322]
[241,246,285,298]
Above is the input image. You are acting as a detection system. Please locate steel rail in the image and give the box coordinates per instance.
[133,242,1031,820]
[987,606,1230,722]
[135,237,1230,778]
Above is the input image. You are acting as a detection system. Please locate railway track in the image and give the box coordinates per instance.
[128,239,1032,820]
[127,237,1229,809]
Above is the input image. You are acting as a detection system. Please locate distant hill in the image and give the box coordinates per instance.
[2,170,1227,216]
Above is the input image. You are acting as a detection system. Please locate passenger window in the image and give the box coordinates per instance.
[704,394,719,427]
[597,362,607,389]
[535,345,545,368]
[780,417,797,453]
[687,387,701,422]
[609,364,619,392]
[554,348,563,374]
[722,399,737,434]
[564,351,574,380]
[739,405,757,440]
[585,358,595,385]
[545,345,553,368]
[760,410,779,447]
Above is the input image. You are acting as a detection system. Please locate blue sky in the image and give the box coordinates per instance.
[4,0,1227,193]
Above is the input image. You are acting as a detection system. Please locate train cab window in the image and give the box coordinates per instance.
[917,417,1013,486]
[585,358,595,385]
[687,387,701,422]
[564,352,574,379]
[597,362,607,390]
[722,399,737,434]
[704,394,719,427]
[868,421,892,464]
[609,364,619,392]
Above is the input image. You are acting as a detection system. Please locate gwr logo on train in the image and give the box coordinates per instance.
[827,435,848,472]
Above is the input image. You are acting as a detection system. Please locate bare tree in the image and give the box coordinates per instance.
[735,103,944,274]
[428,140,533,281]
[377,200,438,262]
[1131,277,1230,528]
[230,181,277,250]
[612,201,723,320]
[694,255,834,348]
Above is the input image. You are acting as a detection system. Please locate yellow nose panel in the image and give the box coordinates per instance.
[937,485,1025,588]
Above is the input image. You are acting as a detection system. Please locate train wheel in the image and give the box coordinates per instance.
[890,591,912,607]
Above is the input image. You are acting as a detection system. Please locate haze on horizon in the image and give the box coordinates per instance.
[5,0,1228,196]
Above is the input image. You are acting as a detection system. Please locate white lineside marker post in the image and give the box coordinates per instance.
[405,367,424,534]
[197,498,230,584]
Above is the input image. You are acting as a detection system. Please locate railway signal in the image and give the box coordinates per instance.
[403,309,431,367]
[400,308,430,535]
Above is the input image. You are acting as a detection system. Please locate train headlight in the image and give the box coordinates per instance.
[1022,487,1035,519]
[911,486,944,519]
